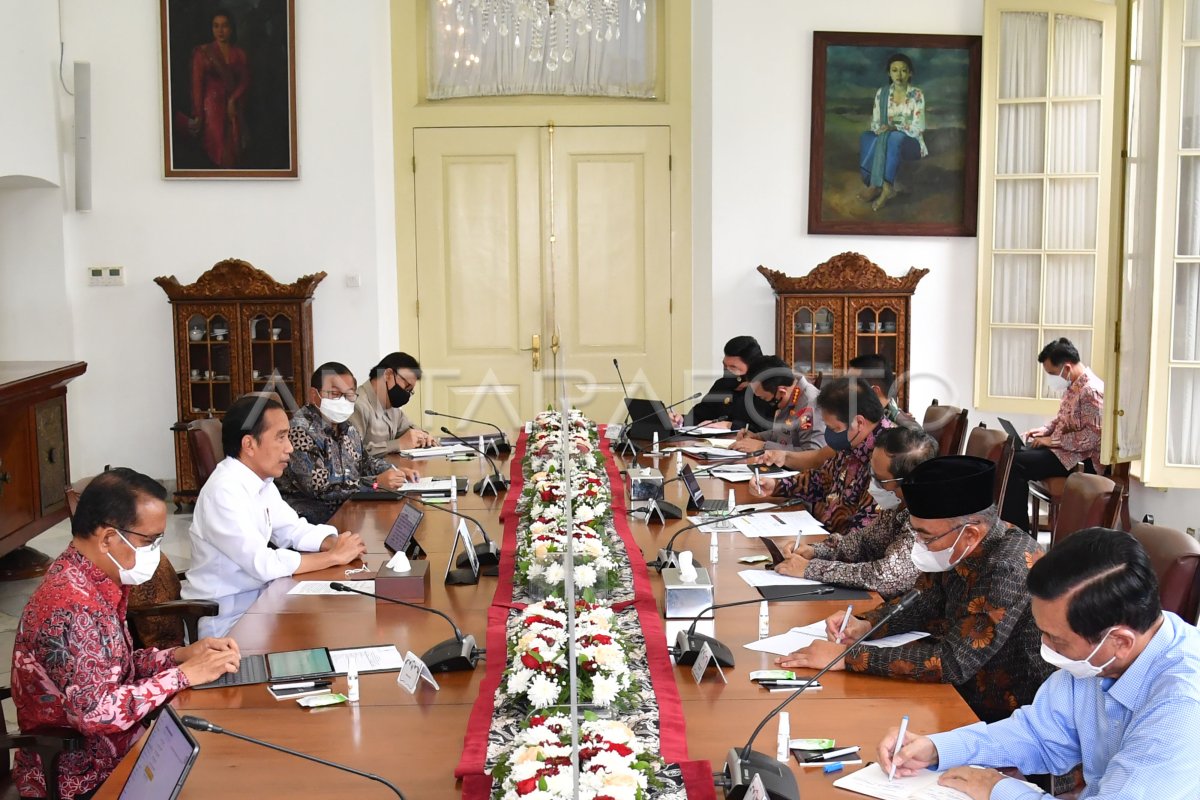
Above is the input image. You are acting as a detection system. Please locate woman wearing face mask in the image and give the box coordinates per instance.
[9,468,242,800]
[777,456,1053,725]
[350,351,437,455]
[774,427,936,599]
[1000,338,1105,533]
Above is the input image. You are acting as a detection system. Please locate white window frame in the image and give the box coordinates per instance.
[975,0,1121,416]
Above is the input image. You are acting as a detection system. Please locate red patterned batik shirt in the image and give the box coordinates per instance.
[11,544,189,799]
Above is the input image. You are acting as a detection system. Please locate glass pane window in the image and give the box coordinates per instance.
[990,328,1039,398]
[999,13,1049,98]
[992,255,1041,324]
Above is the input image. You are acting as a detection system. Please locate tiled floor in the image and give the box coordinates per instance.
[0,511,195,729]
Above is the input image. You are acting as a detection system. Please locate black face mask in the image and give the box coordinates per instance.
[387,381,412,408]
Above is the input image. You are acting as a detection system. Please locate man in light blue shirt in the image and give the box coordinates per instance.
[877,527,1200,800]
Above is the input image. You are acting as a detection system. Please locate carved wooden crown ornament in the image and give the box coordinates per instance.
[757,252,928,295]
[155,258,326,302]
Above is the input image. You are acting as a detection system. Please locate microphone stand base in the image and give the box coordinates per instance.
[444,567,481,586]
[722,748,800,800]
[458,544,500,577]
[674,632,736,668]
[474,476,510,496]
[421,635,480,673]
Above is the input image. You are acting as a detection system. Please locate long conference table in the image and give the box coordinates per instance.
[96,436,978,799]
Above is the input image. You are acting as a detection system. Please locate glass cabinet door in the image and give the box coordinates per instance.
[789,300,839,375]
[243,305,303,407]
[184,309,236,416]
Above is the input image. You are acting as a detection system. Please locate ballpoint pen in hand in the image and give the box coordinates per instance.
[835,604,853,643]
[888,714,909,781]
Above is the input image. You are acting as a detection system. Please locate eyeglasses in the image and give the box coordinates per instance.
[870,471,902,486]
[345,563,370,577]
[912,521,969,548]
[319,389,358,403]
[109,526,165,551]
[390,371,417,392]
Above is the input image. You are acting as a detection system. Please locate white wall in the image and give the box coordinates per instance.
[0,0,61,185]
[47,0,398,480]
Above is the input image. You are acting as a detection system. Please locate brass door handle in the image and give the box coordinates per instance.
[550,331,560,357]
[522,333,541,371]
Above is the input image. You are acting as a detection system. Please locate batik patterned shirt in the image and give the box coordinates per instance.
[847,519,1054,723]
[278,404,394,522]
[1036,367,1104,470]
[803,507,919,599]
[775,419,892,534]
[11,545,188,799]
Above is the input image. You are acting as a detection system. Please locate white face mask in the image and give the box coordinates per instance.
[868,478,902,511]
[106,531,162,586]
[1046,365,1071,391]
[1040,629,1116,679]
[319,396,355,424]
[910,523,968,573]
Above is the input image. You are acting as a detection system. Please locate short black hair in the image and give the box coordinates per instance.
[816,377,884,425]
[72,467,167,539]
[746,355,794,394]
[1027,528,1162,642]
[1037,338,1081,367]
[222,395,285,458]
[874,426,937,480]
[886,52,914,76]
[309,361,354,391]
[370,352,421,381]
[211,8,237,42]
[723,336,763,363]
[848,353,895,399]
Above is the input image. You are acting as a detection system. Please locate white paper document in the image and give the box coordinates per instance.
[680,446,748,460]
[832,764,987,800]
[396,444,474,459]
[732,511,827,539]
[708,465,800,483]
[675,425,738,437]
[738,569,822,588]
[287,580,375,596]
[392,477,457,493]
[744,623,932,656]
[329,645,406,674]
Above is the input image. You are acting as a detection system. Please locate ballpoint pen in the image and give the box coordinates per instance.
[272,680,333,690]
[888,714,909,781]
[804,745,860,762]
[835,604,853,643]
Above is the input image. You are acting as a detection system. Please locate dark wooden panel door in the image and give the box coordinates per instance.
[35,396,67,516]
[0,406,36,539]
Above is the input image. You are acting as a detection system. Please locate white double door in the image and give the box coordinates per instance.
[413,125,674,429]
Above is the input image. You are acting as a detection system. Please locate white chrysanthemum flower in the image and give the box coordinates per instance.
[543,770,573,796]
[574,564,598,588]
[573,505,596,523]
[528,673,560,708]
[506,669,532,695]
[590,643,622,667]
[585,719,637,745]
[526,561,543,579]
[543,561,566,585]
[590,674,620,707]
[509,759,543,781]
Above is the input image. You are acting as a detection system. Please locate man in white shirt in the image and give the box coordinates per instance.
[184,395,367,637]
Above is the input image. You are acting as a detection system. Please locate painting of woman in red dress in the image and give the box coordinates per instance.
[187,11,249,169]
[161,0,296,178]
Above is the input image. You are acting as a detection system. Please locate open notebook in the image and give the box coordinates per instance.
[833,763,1039,800]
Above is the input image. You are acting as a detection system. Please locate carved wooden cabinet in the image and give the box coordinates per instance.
[156,259,325,504]
[0,361,86,560]
[758,252,927,408]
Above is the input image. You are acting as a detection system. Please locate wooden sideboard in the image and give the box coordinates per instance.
[0,361,87,565]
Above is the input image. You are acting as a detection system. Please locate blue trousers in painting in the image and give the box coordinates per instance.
[859,130,921,187]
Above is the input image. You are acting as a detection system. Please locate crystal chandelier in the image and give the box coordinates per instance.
[436,0,649,73]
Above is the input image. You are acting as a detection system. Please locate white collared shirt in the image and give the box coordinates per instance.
[183,457,335,637]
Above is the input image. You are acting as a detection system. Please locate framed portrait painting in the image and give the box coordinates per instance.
[159,0,297,178]
[808,31,981,236]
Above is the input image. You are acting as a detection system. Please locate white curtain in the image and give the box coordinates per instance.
[427,0,656,99]
[989,12,1100,400]
[1117,0,1163,460]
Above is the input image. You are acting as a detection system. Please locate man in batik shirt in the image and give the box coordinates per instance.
[777,456,1053,724]
[753,377,892,534]
[776,426,937,598]
[12,469,239,799]
[278,361,419,523]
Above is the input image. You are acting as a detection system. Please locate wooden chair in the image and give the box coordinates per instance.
[1050,473,1123,548]
[1130,522,1200,624]
[964,424,1018,510]
[186,417,224,492]
[0,687,84,800]
[922,399,969,456]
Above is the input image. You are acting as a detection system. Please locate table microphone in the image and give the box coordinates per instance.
[719,589,922,800]
[647,498,807,572]
[405,494,500,576]
[671,587,835,668]
[439,426,511,496]
[180,715,407,798]
[330,582,483,672]
[424,409,511,453]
